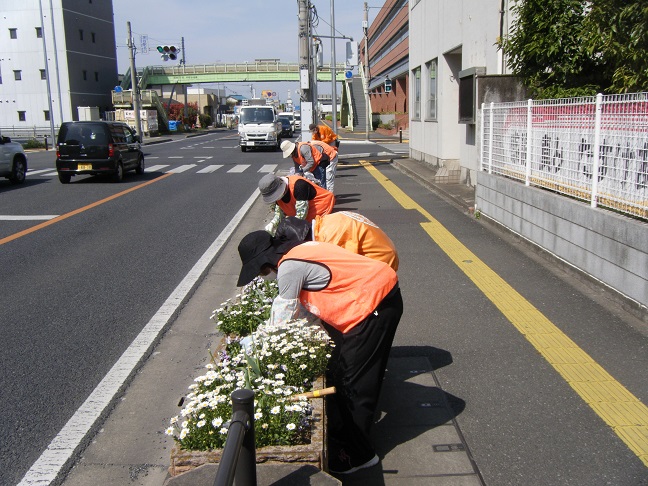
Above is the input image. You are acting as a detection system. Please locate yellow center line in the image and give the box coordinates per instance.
[0,173,174,246]
[361,160,648,467]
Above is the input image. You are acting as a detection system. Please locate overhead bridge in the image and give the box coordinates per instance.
[120,62,348,90]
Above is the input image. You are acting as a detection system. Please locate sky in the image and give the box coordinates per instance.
[112,0,377,103]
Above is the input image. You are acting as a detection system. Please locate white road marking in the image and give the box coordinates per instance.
[167,164,197,173]
[196,165,223,173]
[145,165,170,172]
[0,215,58,220]
[227,165,250,173]
[27,169,57,176]
[18,188,261,486]
[258,164,278,173]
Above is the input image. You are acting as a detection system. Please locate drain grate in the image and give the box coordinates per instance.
[433,443,466,452]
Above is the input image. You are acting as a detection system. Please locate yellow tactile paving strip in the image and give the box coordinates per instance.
[361,160,648,467]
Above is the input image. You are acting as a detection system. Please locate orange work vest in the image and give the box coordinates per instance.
[277,175,335,221]
[312,124,338,144]
[313,211,399,271]
[309,140,338,160]
[292,142,323,170]
[279,241,398,333]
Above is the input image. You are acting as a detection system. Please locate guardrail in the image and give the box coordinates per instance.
[481,92,648,221]
[214,389,257,486]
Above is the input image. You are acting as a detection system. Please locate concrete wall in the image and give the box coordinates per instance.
[476,172,648,310]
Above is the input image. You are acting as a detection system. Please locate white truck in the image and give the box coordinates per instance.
[0,131,28,184]
[238,105,282,152]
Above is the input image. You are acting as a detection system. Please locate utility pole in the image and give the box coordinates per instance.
[363,2,370,141]
[298,0,313,140]
[127,22,142,139]
[330,0,338,134]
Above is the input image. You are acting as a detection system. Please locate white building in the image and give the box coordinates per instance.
[408,0,524,185]
[0,0,118,134]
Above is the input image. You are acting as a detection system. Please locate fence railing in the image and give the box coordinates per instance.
[481,93,648,220]
[214,389,257,486]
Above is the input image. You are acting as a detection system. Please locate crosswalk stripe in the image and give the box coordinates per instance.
[168,164,197,173]
[259,164,278,173]
[145,165,170,172]
[27,169,56,176]
[196,165,223,173]
[227,165,250,173]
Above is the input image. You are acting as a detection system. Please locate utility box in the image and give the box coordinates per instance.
[78,106,100,121]
[118,109,159,135]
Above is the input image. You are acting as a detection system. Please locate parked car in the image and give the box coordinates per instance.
[278,116,294,137]
[0,133,27,184]
[55,121,144,183]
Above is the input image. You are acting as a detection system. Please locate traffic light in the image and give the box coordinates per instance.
[384,76,392,93]
[156,45,179,61]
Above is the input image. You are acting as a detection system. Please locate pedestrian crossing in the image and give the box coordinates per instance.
[26,164,278,178]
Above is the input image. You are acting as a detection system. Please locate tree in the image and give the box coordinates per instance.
[501,0,648,97]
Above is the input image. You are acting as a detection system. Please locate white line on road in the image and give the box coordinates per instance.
[258,164,278,173]
[27,169,57,176]
[227,165,250,173]
[0,215,59,220]
[18,188,261,486]
[145,165,170,172]
[168,164,197,173]
[196,165,223,173]
[168,156,183,159]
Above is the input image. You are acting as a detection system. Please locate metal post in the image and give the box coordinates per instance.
[330,0,338,135]
[591,93,603,208]
[363,2,371,141]
[399,127,402,143]
[127,22,142,139]
[525,99,532,186]
[38,0,55,142]
[488,102,494,174]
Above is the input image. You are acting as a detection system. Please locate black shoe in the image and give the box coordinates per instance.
[328,449,379,474]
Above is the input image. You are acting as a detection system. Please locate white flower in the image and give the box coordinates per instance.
[254,412,263,420]
[220,427,229,435]
[212,417,223,427]
[179,429,188,439]
[286,423,296,431]
[270,406,281,415]
[165,427,175,436]
[196,420,206,428]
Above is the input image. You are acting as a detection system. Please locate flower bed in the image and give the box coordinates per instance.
[166,278,333,477]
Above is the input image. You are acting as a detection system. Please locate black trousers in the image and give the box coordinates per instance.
[323,285,403,460]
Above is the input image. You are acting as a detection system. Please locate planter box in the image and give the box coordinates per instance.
[168,376,327,477]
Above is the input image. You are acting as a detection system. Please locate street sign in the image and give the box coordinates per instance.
[345,70,353,79]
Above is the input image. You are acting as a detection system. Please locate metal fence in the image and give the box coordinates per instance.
[480,93,648,220]
[0,125,59,142]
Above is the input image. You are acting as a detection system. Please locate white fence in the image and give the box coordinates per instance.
[480,93,648,221]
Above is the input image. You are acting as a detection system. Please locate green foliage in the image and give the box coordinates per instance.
[198,114,212,128]
[211,279,277,336]
[501,0,648,96]
[22,138,44,149]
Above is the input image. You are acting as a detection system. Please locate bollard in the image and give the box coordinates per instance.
[399,128,403,143]
[44,135,49,151]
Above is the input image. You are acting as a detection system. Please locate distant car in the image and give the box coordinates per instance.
[55,121,144,184]
[294,113,302,131]
[0,134,27,184]
[278,117,294,137]
[278,112,296,131]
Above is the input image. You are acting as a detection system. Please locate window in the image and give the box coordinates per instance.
[426,59,437,120]
[458,67,485,124]
[44,110,50,121]
[14,70,22,81]
[91,32,96,43]
[36,27,43,38]
[412,67,421,120]
[9,28,17,39]
[40,69,47,80]
[83,70,87,81]
[79,29,84,41]
[94,71,99,82]
[18,111,26,122]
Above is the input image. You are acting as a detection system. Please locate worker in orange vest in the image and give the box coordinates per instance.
[275,212,399,271]
[310,122,339,148]
[258,173,335,235]
[237,230,402,475]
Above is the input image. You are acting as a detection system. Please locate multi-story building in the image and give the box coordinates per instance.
[408,0,524,185]
[0,0,118,133]
[361,0,409,132]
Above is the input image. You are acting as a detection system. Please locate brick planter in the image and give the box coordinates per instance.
[168,376,327,477]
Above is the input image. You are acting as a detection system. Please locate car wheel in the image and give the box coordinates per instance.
[135,156,145,175]
[9,156,26,184]
[112,162,124,182]
[58,172,71,184]
[241,146,247,152]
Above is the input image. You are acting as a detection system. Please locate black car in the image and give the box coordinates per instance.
[55,121,145,184]
[277,117,294,138]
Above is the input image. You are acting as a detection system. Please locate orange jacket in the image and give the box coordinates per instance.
[279,241,398,333]
[309,140,338,160]
[277,175,335,221]
[313,211,399,271]
[311,124,338,144]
